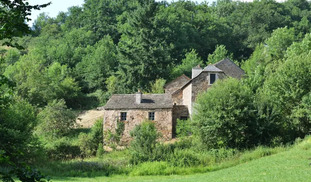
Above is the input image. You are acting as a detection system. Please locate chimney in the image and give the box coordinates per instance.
[192,65,203,79]
[136,90,142,104]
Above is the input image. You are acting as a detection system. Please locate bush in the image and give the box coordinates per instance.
[36,99,76,140]
[176,119,193,137]
[96,143,104,158]
[46,138,81,160]
[169,149,201,167]
[129,121,159,164]
[104,119,124,148]
[78,119,104,158]
[193,78,258,149]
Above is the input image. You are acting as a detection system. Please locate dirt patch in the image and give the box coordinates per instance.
[76,110,104,128]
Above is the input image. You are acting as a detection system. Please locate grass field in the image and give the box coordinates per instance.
[51,137,311,182]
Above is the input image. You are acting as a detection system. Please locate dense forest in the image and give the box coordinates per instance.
[1,0,311,181]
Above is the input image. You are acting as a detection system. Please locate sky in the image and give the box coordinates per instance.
[27,0,210,26]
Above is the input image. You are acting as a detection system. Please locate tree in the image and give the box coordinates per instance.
[171,49,203,78]
[4,59,80,107]
[36,99,76,139]
[0,1,51,181]
[193,78,258,149]
[207,45,233,64]
[117,1,172,92]
[130,121,159,164]
[265,27,296,60]
[0,0,50,47]
[150,78,166,94]
[75,35,117,92]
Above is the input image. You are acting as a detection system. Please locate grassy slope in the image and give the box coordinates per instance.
[53,138,311,182]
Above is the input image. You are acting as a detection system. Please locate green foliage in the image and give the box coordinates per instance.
[104,119,125,149]
[96,143,104,158]
[36,99,76,139]
[169,149,201,167]
[4,60,80,107]
[78,133,93,158]
[3,48,21,66]
[150,78,166,94]
[78,119,104,158]
[45,137,81,160]
[0,0,50,47]
[129,121,159,164]
[193,78,257,149]
[0,97,37,163]
[75,35,117,92]
[39,160,126,178]
[117,1,173,91]
[265,27,296,60]
[176,119,193,138]
[207,45,232,64]
[258,45,311,142]
[291,93,311,135]
[171,49,203,78]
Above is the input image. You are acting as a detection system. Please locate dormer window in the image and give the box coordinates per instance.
[208,73,217,85]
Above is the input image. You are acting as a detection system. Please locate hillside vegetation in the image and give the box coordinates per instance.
[52,137,311,182]
[1,0,311,181]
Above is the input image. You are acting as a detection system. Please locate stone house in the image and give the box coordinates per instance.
[103,93,174,144]
[165,58,245,116]
[102,58,244,144]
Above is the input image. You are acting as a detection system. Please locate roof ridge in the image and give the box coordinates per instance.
[164,74,191,88]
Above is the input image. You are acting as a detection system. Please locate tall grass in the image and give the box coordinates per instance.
[37,136,292,178]
[129,145,288,176]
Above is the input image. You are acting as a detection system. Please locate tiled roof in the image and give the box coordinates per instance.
[164,74,190,89]
[214,58,245,79]
[104,94,173,110]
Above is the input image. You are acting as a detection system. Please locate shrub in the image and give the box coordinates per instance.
[36,99,76,140]
[78,119,104,158]
[104,119,124,148]
[129,121,159,164]
[96,143,104,158]
[176,119,193,137]
[169,149,201,167]
[193,78,258,149]
[46,138,81,160]
[153,143,175,161]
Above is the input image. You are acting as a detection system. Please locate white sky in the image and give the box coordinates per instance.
[27,0,211,26]
[27,0,85,26]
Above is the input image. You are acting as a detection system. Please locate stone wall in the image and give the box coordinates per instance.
[172,90,183,105]
[191,72,209,103]
[103,109,173,145]
[191,72,227,102]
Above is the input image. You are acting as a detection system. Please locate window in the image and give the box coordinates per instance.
[148,112,155,120]
[120,112,127,121]
[209,73,216,85]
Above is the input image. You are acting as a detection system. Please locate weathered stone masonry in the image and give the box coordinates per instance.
[103,109,172,144]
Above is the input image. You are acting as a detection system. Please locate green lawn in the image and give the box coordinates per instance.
[52,138,311,182]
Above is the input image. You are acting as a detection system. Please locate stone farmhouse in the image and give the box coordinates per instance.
[102,58,244,144]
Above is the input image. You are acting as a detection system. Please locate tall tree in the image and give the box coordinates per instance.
[117,1,172,92]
